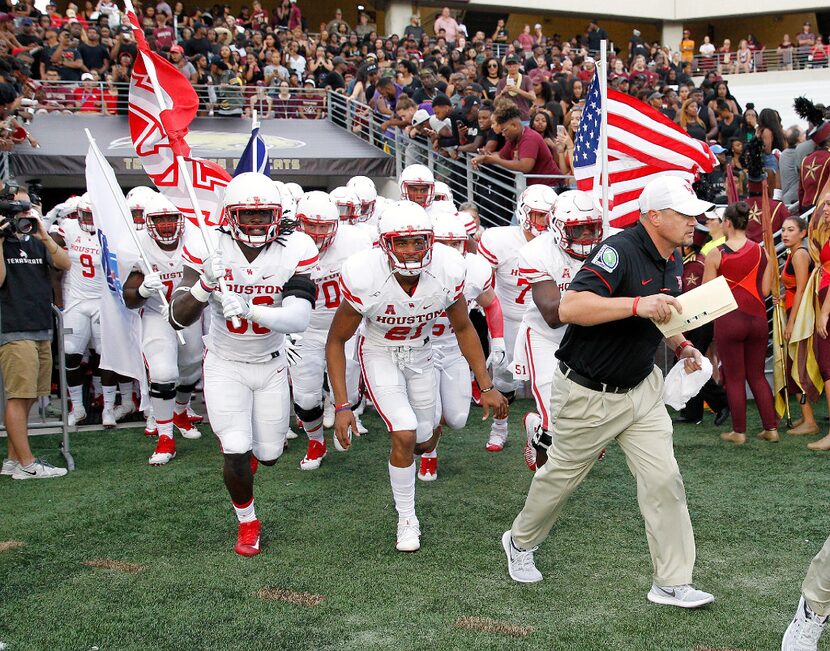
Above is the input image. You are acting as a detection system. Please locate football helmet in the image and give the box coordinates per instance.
[77,193,95,233]
[348,176,378,222]
[551,190,603,259]
[143,192,184,245]
[223,172,282,248]
[330,186,361,224]
[517,184,557,237]
[284,182,304,203]
[399,164,435,208]
[59,195,81,221]
[296,191,339,252]
[378,200,434,276]
[432,211,467,255]
[433,180,453,205]
[126,186,156,230]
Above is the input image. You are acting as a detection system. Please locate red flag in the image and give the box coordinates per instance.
[126,7,230,226]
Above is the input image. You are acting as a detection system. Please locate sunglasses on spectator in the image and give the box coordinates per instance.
[488,63,498,68]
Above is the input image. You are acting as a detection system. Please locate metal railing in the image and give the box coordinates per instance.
[326,91,573,228]
[22,81,328,119]
[690,47,827,74]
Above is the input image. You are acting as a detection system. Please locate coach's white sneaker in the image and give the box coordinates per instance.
[113,402,135,422]
[2,458,19,476]
[12,458,67,480]
[502,530,543,583]
[173,411,202,440]
[102,407,117,429]
[783,595,828,651]
[68,405,87,427]
[647,583,714,608]
[149,435,176,465]
[486,420,508,452]
[300,440,327,470]
[396,517,420,552]
[323,396,335,429]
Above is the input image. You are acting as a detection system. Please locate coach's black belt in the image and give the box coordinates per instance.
[558,361,630,394]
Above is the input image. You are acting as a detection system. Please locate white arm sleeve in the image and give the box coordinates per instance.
[250,295,312,334]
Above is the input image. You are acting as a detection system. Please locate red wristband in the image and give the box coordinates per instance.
[632,296,640,316]
[334,403,351,414]
[675,340,693,357]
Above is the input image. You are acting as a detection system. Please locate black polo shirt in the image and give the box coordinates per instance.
[556,222,684,388]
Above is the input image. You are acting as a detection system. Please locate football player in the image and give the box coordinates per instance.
[330,186,361,225]
[398,164,435,210]
[126,186,156,231]
[420,211,508,481]
[347,175,378,223]
[291,191,372,470]
[513,190,603,471]
[433,180,453,204]
[170,172,318,557]
[51,193,118,427]
[123,194,205,465]
[477,185,557,452]
[326,200,508,552]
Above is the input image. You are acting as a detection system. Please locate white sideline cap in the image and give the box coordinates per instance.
[638,176,713,217]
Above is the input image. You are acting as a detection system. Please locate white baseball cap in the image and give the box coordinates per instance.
[704,205,725,221]
[638,176,713,217]
[412,109,430,127]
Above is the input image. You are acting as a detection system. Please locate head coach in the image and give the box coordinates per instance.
[501,176,716,609]
[0,188,70,480]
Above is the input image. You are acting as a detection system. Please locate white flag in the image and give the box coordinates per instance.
[85,140,149,411]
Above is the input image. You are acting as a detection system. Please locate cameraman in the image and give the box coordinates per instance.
[0,188,70,480]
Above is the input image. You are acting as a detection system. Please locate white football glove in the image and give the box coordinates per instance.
[201,251,226,287]
[284,333,303,366]
[220,292,252,321]
[137,270,165,298]
[487,337,509,372]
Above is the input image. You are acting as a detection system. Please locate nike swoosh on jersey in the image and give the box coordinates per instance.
[641,279,653,285]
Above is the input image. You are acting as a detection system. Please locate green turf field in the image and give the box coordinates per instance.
[2,399,829,651]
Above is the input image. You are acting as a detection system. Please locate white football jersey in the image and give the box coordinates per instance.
[517,232,583,344]
[426,203,477,236]
[57,219,105,305]
[308,224,372,331]
[133,229,191,315]
[432,249,492,348]
[183,228,319,363]
[340,244,465,348]
[477,224,532,322]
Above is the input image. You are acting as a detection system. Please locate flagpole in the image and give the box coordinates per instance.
[124,0,240,328]
[251,109,258,173]
[599,39,609,235]
[84,129,185,345]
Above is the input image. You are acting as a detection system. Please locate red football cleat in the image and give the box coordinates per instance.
[417,456,438,481]
[173,410,201,440]
[299,439,327,470]
[186,407,204,424]
[148,435,176,465]
[235,519,261,557]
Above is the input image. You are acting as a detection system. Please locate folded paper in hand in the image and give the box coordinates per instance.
[654,275,737,337]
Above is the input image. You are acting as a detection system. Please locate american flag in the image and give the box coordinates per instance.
[573,75,717,228]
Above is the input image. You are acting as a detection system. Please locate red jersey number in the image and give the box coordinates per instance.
[226,296,274,334]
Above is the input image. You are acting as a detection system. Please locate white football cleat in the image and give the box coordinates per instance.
[486,420,508,452]
[396,517,421,552]
[523,412,541,472]
[647,584,714,609]
[783,595,828,651]
[113,402,135,421]
[144,413,158,437]
[354,414,368,435]
[299,440,327,470]
[2,458,19,476]
[102,407,116,429]
[149,435,176,465]
[286,427,299,440]
[12,458,68,480]
[502,530,543,583]
[173,411,202,440]
[68,405,87,427]
[323,396,335,429]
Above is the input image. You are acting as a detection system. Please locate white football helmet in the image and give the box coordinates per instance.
[330,185,361,224]
[143,192,184,244]
[126,186,157,230]
[284,182,303,203]
[296,191,339,252]
[59,195,81,221]
[348,176,377,222]
[77,193,95,233]
[399,164,435,208]
[432,211,467,255]
[517,184,558,236]
[378,200,434,276]
[223,172,282,247]
[551,190,604,259]
[433,180,453,204]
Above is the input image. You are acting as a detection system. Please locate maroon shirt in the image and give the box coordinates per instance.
[499,126,561,185]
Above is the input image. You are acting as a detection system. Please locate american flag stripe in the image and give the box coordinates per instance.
[573,74,715,228]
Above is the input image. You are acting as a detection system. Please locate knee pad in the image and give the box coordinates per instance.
[444,411,468,431]
[253,439,285,464]
[149,382,177,400]
[415,419,433,444]
[176,381,198,394]
[293,402,324,423]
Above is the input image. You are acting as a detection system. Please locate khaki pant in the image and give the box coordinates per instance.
[803,534,830,616]
[511,365,697,586]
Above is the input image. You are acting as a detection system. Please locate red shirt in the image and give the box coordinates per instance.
[498,126,561,185]
[718,240,767,318]
[72,86,103,113]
